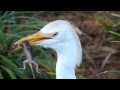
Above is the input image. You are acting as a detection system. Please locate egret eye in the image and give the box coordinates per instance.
[52,32,58,37]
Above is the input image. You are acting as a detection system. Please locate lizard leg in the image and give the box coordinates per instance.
[20,59,29,70]
[31,60,41,74]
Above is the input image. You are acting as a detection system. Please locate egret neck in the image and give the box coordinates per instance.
[53,38,81,79]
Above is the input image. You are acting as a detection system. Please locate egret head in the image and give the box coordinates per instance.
[14,20,83,50]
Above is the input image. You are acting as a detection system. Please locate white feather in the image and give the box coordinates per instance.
[38,20,82,79]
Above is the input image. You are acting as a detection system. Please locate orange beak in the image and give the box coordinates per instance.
[14,32,51,50]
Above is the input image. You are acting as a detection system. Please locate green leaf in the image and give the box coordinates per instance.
[10,24,41,29]
[2,20,16,24]
[34,46,50,60]
[0,54,19,71]
[109,31,120,37]
[0,69,4,79]
[0,65,17,79]
[109,31,120,40]
[0,11,16,21]
[46,72,55,76]
[34,57,54,71]
[6,33,21,38]
[14,16,45,23]
[0,29,7,49]
[93,13,113,32]
[77,75,86,79]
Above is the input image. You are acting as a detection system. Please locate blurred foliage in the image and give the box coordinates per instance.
[93,11,120,41]
[0,11,56,79]
[93,11,120,76]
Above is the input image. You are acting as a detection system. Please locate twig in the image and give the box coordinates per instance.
[94,71,109,77]
[109,41,120,43]
[83,50,96,68]
[111,13,120,27]
[111,13,120,18]
[100,47,116,70]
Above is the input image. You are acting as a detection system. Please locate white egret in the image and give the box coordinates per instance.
[15,20,83,79]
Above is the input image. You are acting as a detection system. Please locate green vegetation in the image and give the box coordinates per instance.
[93,11,120,41]
[93,11,120,75]
[0,11,56,79]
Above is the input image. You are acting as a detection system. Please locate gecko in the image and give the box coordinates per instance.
[20,41,41,79]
